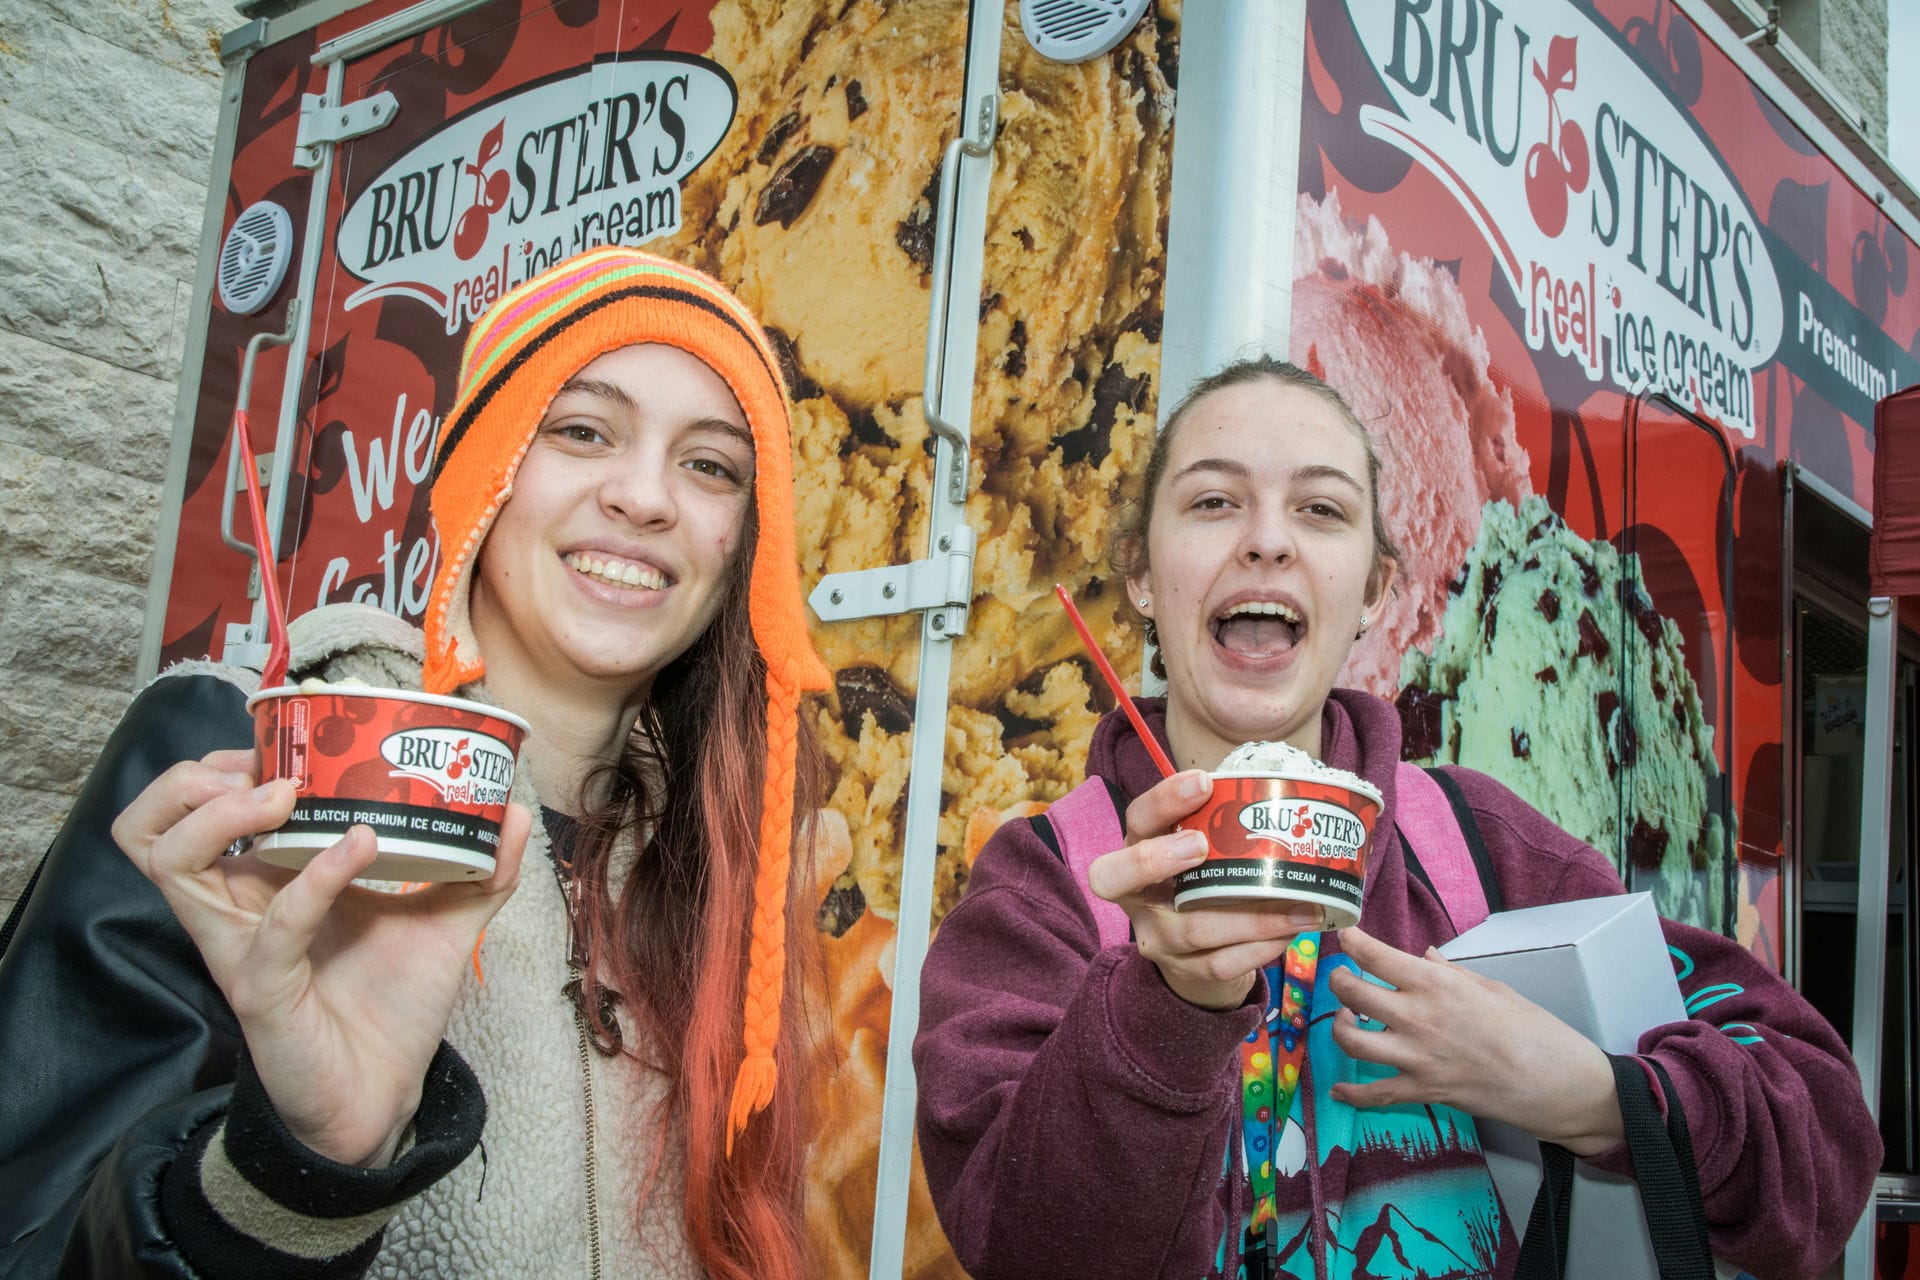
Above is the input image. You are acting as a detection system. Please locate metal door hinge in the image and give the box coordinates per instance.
[295,92,400,168]
[809,526,976,638]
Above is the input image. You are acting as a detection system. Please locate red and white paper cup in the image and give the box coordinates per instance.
[246,683,531,882]
[1173,769,1384,927]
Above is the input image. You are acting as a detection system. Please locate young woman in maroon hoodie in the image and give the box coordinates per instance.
[913,358,1879,1280]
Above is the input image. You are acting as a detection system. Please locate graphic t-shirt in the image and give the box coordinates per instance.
[1216,933,1512,1280]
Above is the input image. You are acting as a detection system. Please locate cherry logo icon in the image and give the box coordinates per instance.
[1290,805,1313,839]
[454,121,511,261]
[1525,35,1589,238]
[1852,222,1909,325]
[1623,3,1703,105]
[446,737,472,780]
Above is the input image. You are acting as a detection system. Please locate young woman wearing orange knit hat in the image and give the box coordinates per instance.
[0,247,831,1279]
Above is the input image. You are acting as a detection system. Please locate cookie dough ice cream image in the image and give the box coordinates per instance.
[657,4,1179,1277]
[1397,497,1731,932]
[665,0,1177,930]
[1176,739,1384,927]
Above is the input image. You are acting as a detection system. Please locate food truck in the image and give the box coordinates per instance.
[137,0,1918,1272]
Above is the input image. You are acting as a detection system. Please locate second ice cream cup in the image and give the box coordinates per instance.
[1174,770,1384,927]
[246,683,530,882]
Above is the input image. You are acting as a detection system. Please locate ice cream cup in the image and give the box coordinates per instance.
[246,683,531,882]
[1173,770,1384,927]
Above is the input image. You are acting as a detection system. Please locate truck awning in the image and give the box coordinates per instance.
[1871,384,1920,597]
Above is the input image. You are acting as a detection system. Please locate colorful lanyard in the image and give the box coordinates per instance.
[1240,932,1321,1253]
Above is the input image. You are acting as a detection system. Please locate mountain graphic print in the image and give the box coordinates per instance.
[1223,934,1515,1280]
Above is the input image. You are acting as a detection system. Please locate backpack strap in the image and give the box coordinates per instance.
[1039,777,1133,951]
[1394,762,1505,936]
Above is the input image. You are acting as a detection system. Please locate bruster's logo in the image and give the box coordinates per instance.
[1347,0,1783,439]
[381,727,516,806]
[1236,798,1367,864]
[337,54,736,333]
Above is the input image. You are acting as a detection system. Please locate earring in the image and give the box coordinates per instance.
[1356,612,1371,641]
[1138,597,1149,608]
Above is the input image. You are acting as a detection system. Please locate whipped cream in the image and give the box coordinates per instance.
[1218,739,1381,804]
[296,677,369,694]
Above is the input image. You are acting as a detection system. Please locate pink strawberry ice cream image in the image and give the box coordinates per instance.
[1289,191,1530,696]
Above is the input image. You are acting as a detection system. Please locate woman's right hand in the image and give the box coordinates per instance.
[1085,770,1323,1010]
[112,748,528,1168]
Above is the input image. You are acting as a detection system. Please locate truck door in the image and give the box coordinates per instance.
[139,2,1003,1276]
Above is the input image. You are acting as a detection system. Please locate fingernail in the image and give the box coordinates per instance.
[1175,830,1209,860]
[1177,771,1210,800]
[221,772,252,791]
[1287,903,1325,927]
[251,781,281,801]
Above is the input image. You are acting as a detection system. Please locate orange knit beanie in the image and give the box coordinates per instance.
[422,246,829,1149]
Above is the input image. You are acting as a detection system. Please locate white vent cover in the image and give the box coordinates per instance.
[1020,0,1151,63]
[217,201,293,315]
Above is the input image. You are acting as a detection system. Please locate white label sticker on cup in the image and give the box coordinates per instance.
[379,728,517,805]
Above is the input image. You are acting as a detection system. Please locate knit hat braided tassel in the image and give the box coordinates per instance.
[420,247,829,1153]
[728,668,802,1148]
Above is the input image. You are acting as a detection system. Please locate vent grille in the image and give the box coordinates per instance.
[217,201,293,315]
[1020,0,1151,63]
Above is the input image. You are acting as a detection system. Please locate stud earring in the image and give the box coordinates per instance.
[1138,597,1149,608]
[1356,612,1371,641]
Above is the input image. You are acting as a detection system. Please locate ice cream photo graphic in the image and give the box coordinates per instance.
[1291,192,1731,934]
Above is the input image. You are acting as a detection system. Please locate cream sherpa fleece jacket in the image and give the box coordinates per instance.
[184,603,700,1279]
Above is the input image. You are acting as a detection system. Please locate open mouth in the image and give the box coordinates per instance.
[1211,599,1305,659]
[563,551,669,592]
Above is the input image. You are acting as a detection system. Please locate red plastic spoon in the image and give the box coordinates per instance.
[231,410,289,688]
[1053,584,1175,780]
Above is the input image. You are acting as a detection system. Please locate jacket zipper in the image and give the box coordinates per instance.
[570,962,605,1280]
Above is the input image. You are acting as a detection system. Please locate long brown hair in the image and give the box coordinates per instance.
[567,497,826,1280]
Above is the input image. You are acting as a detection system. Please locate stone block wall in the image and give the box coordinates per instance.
[0,0,234,912]
[1782,0,1890,151]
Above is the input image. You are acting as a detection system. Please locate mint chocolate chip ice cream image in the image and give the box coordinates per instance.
[1396,497,1731,933]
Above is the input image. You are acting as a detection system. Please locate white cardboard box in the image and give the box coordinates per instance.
[1437,893,1737,1279]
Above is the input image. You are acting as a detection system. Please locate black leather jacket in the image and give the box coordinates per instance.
[0,673,479,1278]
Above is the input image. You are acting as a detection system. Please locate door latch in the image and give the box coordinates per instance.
[808,526,976,638]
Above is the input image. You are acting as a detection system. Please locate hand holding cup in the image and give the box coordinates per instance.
[113,748,528,1167]
[1086,769,1326,1011]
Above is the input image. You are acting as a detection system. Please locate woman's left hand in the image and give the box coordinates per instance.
[1328,926,1625,1156]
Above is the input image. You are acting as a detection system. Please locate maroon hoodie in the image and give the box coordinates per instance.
[914,689,1879,1280]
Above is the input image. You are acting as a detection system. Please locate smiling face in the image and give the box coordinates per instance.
[1127,380,1395,769]
[469,342,755,707]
